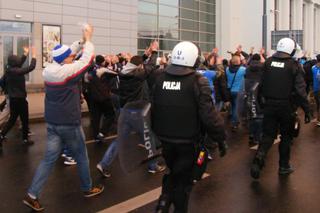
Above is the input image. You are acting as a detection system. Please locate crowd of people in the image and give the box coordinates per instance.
[0,24,319,212]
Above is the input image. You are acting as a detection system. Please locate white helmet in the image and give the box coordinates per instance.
[276,38,296,56]
[171,41,200,67]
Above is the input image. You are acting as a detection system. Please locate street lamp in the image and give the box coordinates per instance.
[262,0,267,49]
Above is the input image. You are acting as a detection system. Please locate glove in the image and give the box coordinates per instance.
[218,141,228,157]
[304,112,311,124]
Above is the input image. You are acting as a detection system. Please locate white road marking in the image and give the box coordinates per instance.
[97,173,210,213]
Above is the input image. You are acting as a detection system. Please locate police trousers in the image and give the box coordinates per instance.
[160,142,196,213]
[257,102,294,167]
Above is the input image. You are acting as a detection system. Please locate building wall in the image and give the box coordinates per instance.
[0,0,138,84]
[216,0,320,58]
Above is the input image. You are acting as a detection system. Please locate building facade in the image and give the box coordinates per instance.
[216,0,320,58]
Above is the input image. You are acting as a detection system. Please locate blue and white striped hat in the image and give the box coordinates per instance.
[52,44,72,64]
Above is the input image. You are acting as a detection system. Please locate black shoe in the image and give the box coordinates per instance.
[231,125,238,132]
[155,194,172,213]
[250,157,264,179]
[22,139,34,145]
[279,166,294,175]
[95,133,106,143]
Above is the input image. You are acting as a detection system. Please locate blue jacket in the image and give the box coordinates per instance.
[226,65,246,93]
[312,65,320,92]
[43,41,94,125]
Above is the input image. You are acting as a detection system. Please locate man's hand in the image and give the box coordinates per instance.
[83,24,93,42]
[23,47,29,56]
[218,141,228,157]
[31,47,37,58]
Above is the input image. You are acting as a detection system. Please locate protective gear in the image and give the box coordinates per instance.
[171,41,201,68]
[276,38,296,56]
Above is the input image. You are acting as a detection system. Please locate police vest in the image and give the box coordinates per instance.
[262,57,297,100]
[152,72,200,141]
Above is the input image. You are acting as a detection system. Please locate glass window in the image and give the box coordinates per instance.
[200,23,214,33]
[159,29,179,40]
[138,38,155,50]
[159,5,179,18]
[138,1,157,14]
[180,8,199,21]
[159,0,179,7]
[138,14,157,37]
[200,33,214,42]
[200,12,214,23]
[159,17,179,31]
[199,43,213,52]
[180,0,199,10]
[159,39,179,51]
[2,36,13,72]
[200,2,215,13]
[181,31,199,41]
[180,19,199,31]
[0,21,31,33]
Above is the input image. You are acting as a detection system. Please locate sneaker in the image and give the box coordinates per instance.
[22,139,34,145]
[96,164,111,178]
[64,157,77,166]
[23,194,44,211]
[207,153,213,160]
[316,121,320,127]
[148,164,166,174]
[279,166,294,175]
[95,133,106,143]
[231,125,238,132]
[83,184,104,198]
[61,153,67,158]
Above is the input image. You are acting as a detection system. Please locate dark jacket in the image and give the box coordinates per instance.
[118,52,157,107]
[152,65,226,144]
[210,64,229,103]
[245,60,263,92]
[260,52,310,113]
[5,55,36,98]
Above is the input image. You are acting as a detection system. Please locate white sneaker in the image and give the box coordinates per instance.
[64,157,77,166]
[316,121,320,127]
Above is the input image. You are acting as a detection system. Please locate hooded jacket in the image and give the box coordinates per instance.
[43,40,94,125]
[5,54,36,98]
[118,52,157,107]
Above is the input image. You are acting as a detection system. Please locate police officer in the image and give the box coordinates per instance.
[152,41,227,213]
[250,38,311,179]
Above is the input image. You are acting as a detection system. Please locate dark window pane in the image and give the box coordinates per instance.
[200,12,214,23]
[138,14,157,37]
[159,40,179,51]
[138,1,157,14]
[180,0,199,10]
[200,33,215,42]
[199,43,214,52]
[200,2,214,13]
[180,8,199,21]
[159,30,179,40]
[138,38,154,50]
[0,21,31,33]
[181,31,199,41]
[180,19,199,31]
[200,23,214,33]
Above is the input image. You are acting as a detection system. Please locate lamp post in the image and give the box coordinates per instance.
[262,0,267,49]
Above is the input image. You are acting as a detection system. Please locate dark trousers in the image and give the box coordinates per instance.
[257,103,294,167]
[1,97,29,140]
[160,142,195,213]
[91,99,115,137]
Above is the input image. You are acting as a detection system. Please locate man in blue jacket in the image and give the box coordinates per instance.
[312,54,320,126]
[23,24,104,212]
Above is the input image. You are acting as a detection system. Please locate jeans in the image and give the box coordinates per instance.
[231,92,239,125]
[28,124,92,198]
[99,105,158,171]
